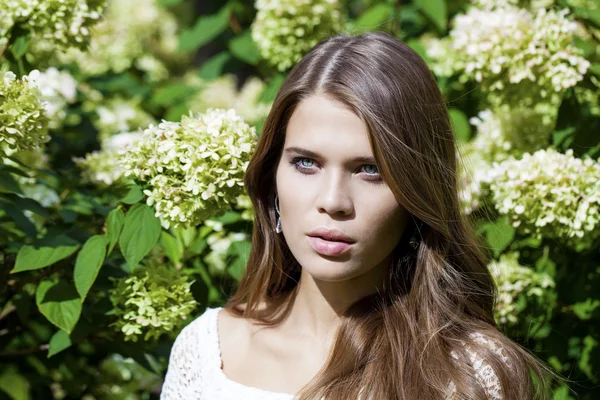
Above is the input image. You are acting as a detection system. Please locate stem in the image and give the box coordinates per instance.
[0,304,15,321]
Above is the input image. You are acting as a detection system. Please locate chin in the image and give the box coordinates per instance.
[298,255,365,282]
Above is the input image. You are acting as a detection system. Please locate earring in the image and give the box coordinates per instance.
[275,195,282,233]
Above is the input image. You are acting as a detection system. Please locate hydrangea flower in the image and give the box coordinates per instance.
[91,96,155,142]
[109,261,197,342]
[1,0,105,51]
[188,75,272,126]
[204,230,248,273]
[29,68,78,129]
[488,149,600,251]
[449,6,589,101]
[489,252,555,326]
[251,0,345,71]
[56,0,182,80]
[0,71,50,159]
[121,109,257,229]
[73,132,141,187]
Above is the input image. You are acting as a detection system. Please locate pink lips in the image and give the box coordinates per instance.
[306,236,353,256]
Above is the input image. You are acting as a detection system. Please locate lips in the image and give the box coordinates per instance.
[306,227,355,256]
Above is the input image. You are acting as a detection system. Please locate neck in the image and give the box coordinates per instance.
[281,255,392,345]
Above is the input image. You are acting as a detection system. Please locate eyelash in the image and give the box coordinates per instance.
[289,157,383,183]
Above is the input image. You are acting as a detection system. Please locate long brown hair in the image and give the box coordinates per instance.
[225,31,555,399]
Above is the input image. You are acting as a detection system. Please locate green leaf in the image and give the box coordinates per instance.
[12,235,80,273]
[198,52,232,80]
[0,164,30,178]
[0,366,31,400]
[228,240,251,281]
[414,0,447,32]
[10,35,30,59]
[160,231,182,265]
[106,207,125,254]
[572,299,600,320]
[151,83,196,107]
[574,8,600,27]
[121,184,144,204]
[0,170,23,194]
[119,204,162,268]
[448,108,471,142]
[0,199,37,237]
[47,329,72,358]
[484,218,515,257]
[74,235,108,302]
[178,6,230,53]
[159,0,184,5]
[229,31,261,65]
[36,280,82,334]
[354,3,394,31]
[258,74,285,104]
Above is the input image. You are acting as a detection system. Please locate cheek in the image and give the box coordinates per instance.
[360,200,408,250]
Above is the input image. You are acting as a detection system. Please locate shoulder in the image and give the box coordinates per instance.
[168,307,221,360]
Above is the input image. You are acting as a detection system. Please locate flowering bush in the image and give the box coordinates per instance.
[0,0,104,50]
[251,0,345,71]
[90,96,155,141]
[488,149,600,251]
[56,0,181,80]
[188,75,272,126]
[74,131,142,186]
[0,70,50,158]
[489,252,555,326]
[122,109,257,229]
[109,261,197,342]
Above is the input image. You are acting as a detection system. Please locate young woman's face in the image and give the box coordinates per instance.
[275,94,409,282]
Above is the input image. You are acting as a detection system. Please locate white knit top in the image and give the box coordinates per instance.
[160,307,506,400]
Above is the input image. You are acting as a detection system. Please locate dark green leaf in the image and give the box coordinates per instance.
[74,235,108,302]
[121,184,144,204]
[160,231,181,265]
[36,280,82,334]
[229,31,261,65]
[12,235,80,273]
[485,218,515,257]
[448,108,471,142]
[119,204,161,268]
[198,52,232,80]
[0,366,31,400]
[10,35,30,59]
[258,74,285,104]
[106,207,125,254]
[572,299,600,320]
[47,330,72,358]
[354,3,394,31]
[414,0,447,32]
[0,170,23,194]
[0,199,37,237]
[151,83,196,107]
[178,6,230,53]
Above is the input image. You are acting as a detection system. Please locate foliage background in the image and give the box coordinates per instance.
[1,0,599,399]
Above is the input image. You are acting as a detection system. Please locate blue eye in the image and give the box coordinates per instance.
[289,156,383,184]
[362,165,378,175]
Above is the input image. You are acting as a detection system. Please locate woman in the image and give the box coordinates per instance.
[160,31,555,399]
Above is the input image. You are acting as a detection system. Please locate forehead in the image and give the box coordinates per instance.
[285,95,373,157]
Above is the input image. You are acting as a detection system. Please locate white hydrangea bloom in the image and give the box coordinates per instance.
[438,5,590,112]
[489,252,555,326]
[1,0,104,50]
[488,149,600,251]
[121,109,257,229]
[251,0,345,71]
[74,132,142,187]
[188,75,272,126]
[0,70,50,158]
[28,68,78,129]
[92,97,155,141]
[56,0,181,80]
[204,230,248,272]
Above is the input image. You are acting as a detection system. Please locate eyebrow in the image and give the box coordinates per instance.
[284,146,377,164]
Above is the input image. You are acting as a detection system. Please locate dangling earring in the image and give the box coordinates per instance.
[274,195,282,233]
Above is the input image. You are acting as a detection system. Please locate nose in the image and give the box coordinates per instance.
[315,169,354,217]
